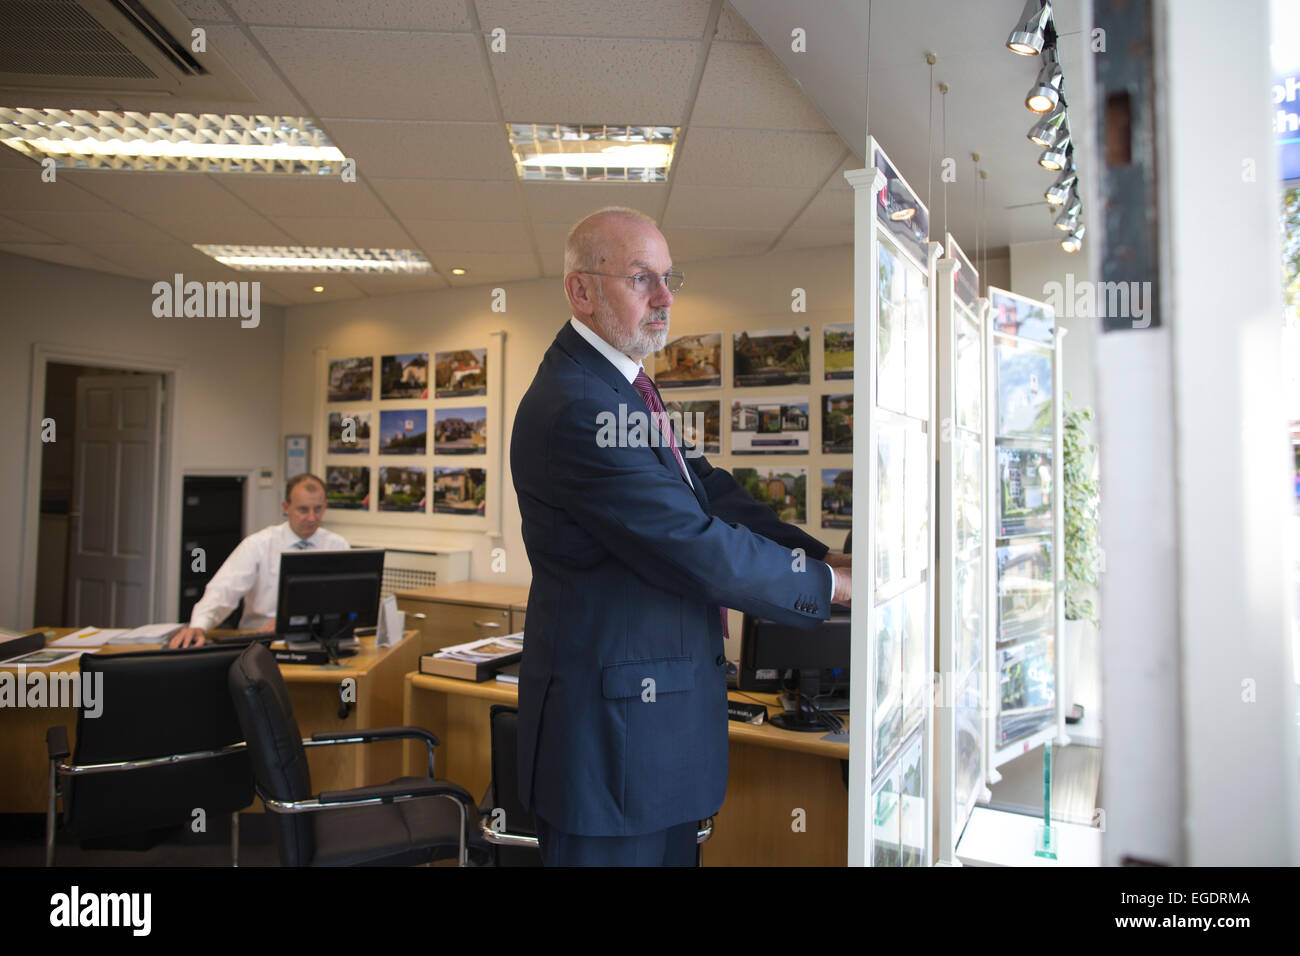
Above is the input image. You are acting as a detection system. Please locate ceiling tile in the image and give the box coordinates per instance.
[0,170,117,213]
[372,179,523,221]
[417,251,538,284]
[667,226,778,261]
[163,25,308,115]
[522,182,667,223]
[255,29,493,121]
[142,214,298,246]
[473,0,710,39]
[0,216,58,243]
[344,274,450,296]
[715,2,762,42]
[173,0,233,21]
[404,219,533,254]
[690,42,832,131]
[214,175,391,218]
[0,145,41,169]
[260,274,368,304]
[0,244,127,276]
[671,128,847,188]
[64,171,260,217]
[790,162,855,230]
[76,242,237,281]
[272,217,412,248]
[531,222,570,275]
[490,37,699,125]
[662,185,812,230]
[230,0,472,30]
[7,210,177,245]
[773,228,852,252]
[324,121,516,180]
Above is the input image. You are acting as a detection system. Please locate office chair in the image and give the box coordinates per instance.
[44,646,254,867]
[477,704,714,865]
[227,641,477,866]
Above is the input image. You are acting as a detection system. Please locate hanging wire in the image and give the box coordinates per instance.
[864,0,873,143]
[940,83,948,242]
[926,55,935,215]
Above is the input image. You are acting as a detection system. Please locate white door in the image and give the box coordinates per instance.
[65,374,163,627]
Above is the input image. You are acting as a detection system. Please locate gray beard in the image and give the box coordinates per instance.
[594,302,670,361]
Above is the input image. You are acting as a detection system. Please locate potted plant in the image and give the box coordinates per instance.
[1062,395,1100,724]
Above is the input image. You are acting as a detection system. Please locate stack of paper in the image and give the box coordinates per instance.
[108,623,184,645]
[49,627,127,649]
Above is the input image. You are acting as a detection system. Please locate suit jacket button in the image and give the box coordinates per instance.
[715,654,724,666]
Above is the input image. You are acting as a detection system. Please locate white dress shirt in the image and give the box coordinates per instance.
[188,522,350,632]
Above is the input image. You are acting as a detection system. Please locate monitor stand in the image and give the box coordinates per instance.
[286,613,361,665]
[770,669,831,733]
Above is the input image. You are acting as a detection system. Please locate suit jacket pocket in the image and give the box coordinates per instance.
[600,656,694,699]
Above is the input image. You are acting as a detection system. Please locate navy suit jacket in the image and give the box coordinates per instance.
[510,321,835,836]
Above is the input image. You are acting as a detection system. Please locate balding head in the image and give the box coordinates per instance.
[563,206,659,278]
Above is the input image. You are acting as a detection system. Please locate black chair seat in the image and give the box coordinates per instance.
[312,778,467,867]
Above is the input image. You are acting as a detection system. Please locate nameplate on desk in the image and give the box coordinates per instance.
[727,700,767,725]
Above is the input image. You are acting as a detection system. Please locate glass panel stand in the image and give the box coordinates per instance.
[1034,742,1058,859]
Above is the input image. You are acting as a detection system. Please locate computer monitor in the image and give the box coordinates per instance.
[740,608,850,732]
[274,548,385,652]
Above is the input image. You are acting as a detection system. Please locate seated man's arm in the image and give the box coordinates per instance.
[547,399,836,625]
[170,539,262,647]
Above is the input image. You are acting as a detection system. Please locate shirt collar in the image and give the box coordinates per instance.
[569,316,644,385]
[280,522,317,549]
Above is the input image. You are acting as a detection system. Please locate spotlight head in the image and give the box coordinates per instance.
[1061,223,1085,252]
[1038,123,1071,170]
[1028,103,1067,147]
[1045,160,1077,204]
[1007,0,1053,55]
[1026,46,1063,113]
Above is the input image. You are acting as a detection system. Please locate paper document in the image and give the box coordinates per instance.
[4,648,85,668]
[49,627,127,648]
[109,623,183,644]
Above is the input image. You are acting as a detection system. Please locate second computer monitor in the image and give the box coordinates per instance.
[275,548,385,642]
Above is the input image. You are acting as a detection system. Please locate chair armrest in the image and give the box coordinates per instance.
[309,725,441,748]
[46,726,69,762]
[318,779,474,806]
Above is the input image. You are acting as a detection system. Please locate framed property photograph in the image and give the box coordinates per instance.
[381,352,429,400]
[378,409,427,455]
[733,467,806,524]
[873,593,904,773]
[955,305,982,434]
[954,436,982,556]
[995,338,1053,439]
[821,393,853,453]
[434,406,486,455]
[664,399,720,455]
[820,468,852,529]
[997,636,1056,746]
[875,423,905,591]
[955,556,983,678]
[729,397,809,454]
[871,763,901,868]
[899,730,925,867]
[996,538,1054,644]
[903,423,928,580]
[998,444,1053,537]
[901,582,927,734]
[378,466,425,512]
[434,348,487,398]
[823,322,853,380]
[732,327,810,387]
[328,356,372,402]
[653,333,722,388]
[328,411,371,454]
[433,467,486,516]
[324,466,369,511]
[953,675,984,825]
[903,267,929,420]
[990,287,1054,343]
[876,242,907,414]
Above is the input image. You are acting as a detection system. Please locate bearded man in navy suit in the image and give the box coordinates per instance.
[510,207,852,866]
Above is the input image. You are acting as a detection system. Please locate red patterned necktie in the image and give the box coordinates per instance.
[631,368,729,641]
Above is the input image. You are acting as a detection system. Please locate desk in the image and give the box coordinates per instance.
[0,628,421,814]
[395,582,528,657]
[402,673,849,866]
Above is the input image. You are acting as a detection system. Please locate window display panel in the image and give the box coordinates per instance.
[873,593,904,772]
[872,764,902,868]
[899,731,925,867]
[997,636,1056,746]
[955,306,982,433]
[955,556,983,677]
[875,423,906,591]
[902,583,927,733]
[996,539,1054,644]
[904,423,929,580]
[997,445,1053,536]
[953,677,984,829]
[876,242,907,415]
[954,436,982,557]
[904,268,930,420]
[995,338,1053,440]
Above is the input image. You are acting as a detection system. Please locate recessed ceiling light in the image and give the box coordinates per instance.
[312,285,325,292]
[0,110,346,174]
[450,267,467,276]
[507,123,678,182]
[194,245,433,273]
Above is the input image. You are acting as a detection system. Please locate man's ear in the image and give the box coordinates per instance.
[281,500,290,517]
[565,272,596,318]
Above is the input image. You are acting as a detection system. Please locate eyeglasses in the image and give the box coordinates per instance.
[582,270,685,295]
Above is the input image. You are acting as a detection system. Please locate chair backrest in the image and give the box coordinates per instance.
[488,704,541,865]
[67,646,253,839]
[227,642,314,865]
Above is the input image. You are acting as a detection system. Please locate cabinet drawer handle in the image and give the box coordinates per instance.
[409,612,427,620]
[473,620,501,629]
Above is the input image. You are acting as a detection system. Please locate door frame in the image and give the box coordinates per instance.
[21,344,183,628]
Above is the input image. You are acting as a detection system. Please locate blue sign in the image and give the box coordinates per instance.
[1276,72,1300,183]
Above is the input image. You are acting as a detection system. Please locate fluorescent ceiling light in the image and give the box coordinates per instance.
[194,245,432,274]
[0,109,346,174]
[507,123,678,182]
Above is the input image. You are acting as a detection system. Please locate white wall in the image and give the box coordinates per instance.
[281,244,858,587]
[0,252,285,628]
[1010,238,1096,419]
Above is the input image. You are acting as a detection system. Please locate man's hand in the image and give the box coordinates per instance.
[258,619,276,633]
[824,552,851,569]
[831,566,851,606]
[169,626,206,649]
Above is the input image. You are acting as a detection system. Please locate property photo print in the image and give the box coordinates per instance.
[381,352,429,400]
[328,356,372,402]
[998,445,1053,536]
[434,406,486,455]
[823,322,854,380]
[822,393,853,453]
[997,636,1056,745]
[874,593,903,772]
[328,411,371,454]
[996,339,1053,439]
[378,466,425,512]
[653,332,722,388]
[324,466,369,511]
[821,468,852,529]
[664,399,720,455]
[730,397,809,454]
[996,539,1054,644]
[733,327,810,387]
[435,348,487,398]
[733,466,806,524]
[378,409,427,455]
[434,467,486,515]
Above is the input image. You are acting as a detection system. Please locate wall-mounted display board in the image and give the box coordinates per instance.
[984,287,1069,780]
[935,235,993,866]
[845,138,939,867]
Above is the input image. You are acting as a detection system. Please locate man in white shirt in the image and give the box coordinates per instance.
[169,473,349,648]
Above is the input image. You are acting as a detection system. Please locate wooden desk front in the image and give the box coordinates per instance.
[403,673,849,866]
[0,628,422,814]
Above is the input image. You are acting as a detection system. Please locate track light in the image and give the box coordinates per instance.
[1054,191,1081,230]
[1028,102,1067,147]
[1038,120,1071,170]
[1061,223,1085,253]
[1007,0,1053,55]
[1045,160,1077,204]
[1026,45,1063,113]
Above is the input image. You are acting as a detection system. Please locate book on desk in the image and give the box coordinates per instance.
[420,634,523,682]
